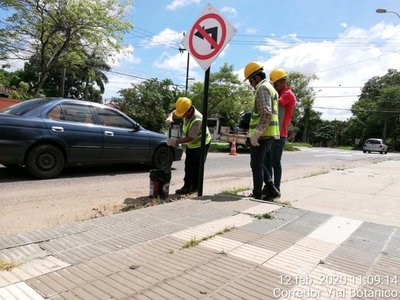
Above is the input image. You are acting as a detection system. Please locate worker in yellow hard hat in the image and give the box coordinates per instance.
[263,68,296,198]
[166,97,211,195]
[243,62,280,200]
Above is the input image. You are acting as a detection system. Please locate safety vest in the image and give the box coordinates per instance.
[249,80,280,138]
[182,108,211,149]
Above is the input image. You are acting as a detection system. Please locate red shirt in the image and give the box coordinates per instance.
[278,86,296,138]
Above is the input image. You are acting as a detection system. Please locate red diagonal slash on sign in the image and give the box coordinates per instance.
[189,13,226,60]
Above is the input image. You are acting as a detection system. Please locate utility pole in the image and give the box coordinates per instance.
[178,46,190,95]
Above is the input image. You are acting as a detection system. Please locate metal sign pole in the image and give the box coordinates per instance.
[197,67,210,196]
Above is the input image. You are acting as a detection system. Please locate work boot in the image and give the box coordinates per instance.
[175,186,192,195]
[262,182,281,201]
[248,192,263,200]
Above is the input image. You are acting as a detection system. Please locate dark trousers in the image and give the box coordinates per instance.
[250,138,273,199]
[183,143,210,190]
[263,137,286,190]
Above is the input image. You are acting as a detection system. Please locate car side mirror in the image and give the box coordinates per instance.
[132,123,140,131]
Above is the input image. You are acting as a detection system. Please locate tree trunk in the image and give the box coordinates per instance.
[302,112,309,143]
[382,117,387,140]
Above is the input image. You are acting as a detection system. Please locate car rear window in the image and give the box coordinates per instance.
[367,139,380,144]
[0,99,48,115]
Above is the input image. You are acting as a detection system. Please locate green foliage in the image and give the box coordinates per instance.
[19,52,109,101]
[283,142,301,151]
[1,0,133,96]
[314,121,334,146]
[0,68,33,99]
[253,213,273,220]
[189,63,253,127]
[351,69,400,150]
[286,72,322,143]
[114,79,180,132]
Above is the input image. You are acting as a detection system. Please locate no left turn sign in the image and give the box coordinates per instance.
[182,3,236,71]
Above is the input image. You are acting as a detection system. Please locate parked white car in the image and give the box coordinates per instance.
[363,138,388,154]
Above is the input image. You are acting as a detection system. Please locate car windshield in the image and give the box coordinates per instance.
[0,98,49,115]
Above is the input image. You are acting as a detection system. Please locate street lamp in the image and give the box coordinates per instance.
[376,8,400,19]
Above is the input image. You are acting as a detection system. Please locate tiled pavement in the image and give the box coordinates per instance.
[1,196,400,299]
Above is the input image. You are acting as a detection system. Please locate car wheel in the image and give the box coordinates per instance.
[152,146,173,171]
[368,151,371,153]
[363,150,366,153]
[26,144,65,179]
[3,164,19,169]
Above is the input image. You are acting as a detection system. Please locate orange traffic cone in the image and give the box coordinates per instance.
[229,140,237,156]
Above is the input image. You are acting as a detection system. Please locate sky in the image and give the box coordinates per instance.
[3,0,400,121]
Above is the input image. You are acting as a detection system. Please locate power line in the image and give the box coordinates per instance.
[312,49,400,75]
[314,106,400,113]
[316,95,360,98]
[105,70,185,88]
[234,33,400,41]
[311,86,362,89]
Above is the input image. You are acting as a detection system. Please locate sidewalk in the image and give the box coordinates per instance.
[0,160,400,299]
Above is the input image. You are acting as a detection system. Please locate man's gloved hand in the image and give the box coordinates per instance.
[167,138,177,147]
[165,116,174,127]
[250,129,262,147]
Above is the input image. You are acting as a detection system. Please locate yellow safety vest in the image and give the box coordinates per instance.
[182,109,211,149]
[249,81,280,138]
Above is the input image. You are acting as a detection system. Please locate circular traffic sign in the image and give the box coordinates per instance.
[188,13,227,60]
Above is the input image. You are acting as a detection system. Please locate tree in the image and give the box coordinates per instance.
[189,63,253,127]
[286,72,320,143]
[351,69,400,150]
[0,0,132,96]
[0,68,32,99]
[314,121,334,147]
[81,52,111,101]
[113,79,180,133]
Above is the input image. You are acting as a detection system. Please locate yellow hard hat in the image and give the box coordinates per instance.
[270,68,288,83]
[175,97,192,117]
[244,62,264,80]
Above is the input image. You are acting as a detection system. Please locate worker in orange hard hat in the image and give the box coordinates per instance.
[263,68,296,199]
[243,62,280,200]
[166,97,211,195]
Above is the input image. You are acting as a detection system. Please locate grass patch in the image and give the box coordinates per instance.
[336,146,353,150]
[303,170,329,178]
[182,226,234,249]
[222,187,249,196]
[253,213,274,220]
[210,141,249,153]
[292,142,312,148]
[121,204,142,212]
[183,238,201,248]
[121,197,167,212]
[210,141,309,153]
[276,200,292,206]
[0,258,18,271]
[284,142,300,151]
[210,142,230,152]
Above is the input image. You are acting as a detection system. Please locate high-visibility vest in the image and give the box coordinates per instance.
[182,108,211,149]
[249,81,280,138]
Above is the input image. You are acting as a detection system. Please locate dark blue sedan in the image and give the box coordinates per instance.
[0,98,182,179]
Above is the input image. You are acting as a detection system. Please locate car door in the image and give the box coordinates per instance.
[93,107,150,162]
[45,103,103,161]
